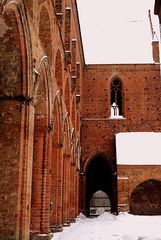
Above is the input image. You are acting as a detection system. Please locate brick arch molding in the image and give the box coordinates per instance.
[2,0,32,96]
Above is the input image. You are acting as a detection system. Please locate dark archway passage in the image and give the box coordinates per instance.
[86,155,116,216]
[130,179,161,215]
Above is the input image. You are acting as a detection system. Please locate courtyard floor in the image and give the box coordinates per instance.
[52,212,161,240]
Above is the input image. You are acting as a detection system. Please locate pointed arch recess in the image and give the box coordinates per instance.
[33,56,54,128]
[39,5,52,65]
[1,1,32,96]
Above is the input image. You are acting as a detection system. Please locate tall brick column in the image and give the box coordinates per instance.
[0,97,34,240]
[62,154,70,226]
[66,159,71,223]
[75,169,80,217]
[30,127,53,240]
[79,173,86,215]
[50,143,63,233]
[69,163,76,222]
[117,175,130,213]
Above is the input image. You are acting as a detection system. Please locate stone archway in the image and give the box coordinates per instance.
[130,179,161,215]
[85,154,115,216]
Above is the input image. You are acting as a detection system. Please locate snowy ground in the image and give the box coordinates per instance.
[52,212,161,240]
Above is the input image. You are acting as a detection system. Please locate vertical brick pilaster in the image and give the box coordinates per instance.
[31,126,52,238]
[66,159,71,223]
[117,175,129,213]
[0,98,34,240]
[69,163,76,222]
[79,174,86,214]
[50,143,63,233]
[31,128,44,233]
[40,130,52,234]
[19,102,35,240]
[62,154,70,226]
[75,169,80,217]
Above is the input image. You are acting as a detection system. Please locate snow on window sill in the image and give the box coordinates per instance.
[108,115,125,120]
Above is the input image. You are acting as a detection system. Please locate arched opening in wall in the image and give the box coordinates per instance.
[55,50,63,94]
[64,78,70,114]
[110,79,123,117]
[39,6,52,64]
[90,190,111,216]
[85,154,114,216]
[130,179,161,215]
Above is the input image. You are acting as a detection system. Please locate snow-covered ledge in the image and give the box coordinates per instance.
[108,115,125,120]
[116,132,161,165]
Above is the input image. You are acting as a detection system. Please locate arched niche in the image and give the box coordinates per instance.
[130,179,161,215]
[39,5,52,65]
[0,9,23,96]
[0,4,32,239]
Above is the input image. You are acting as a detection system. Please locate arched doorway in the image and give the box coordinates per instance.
[85,154,115,216]
[90,190,111,216]
[130,179,161,215]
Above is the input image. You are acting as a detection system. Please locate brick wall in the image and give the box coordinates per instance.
[0,0,83,239]
[81,63,161,213]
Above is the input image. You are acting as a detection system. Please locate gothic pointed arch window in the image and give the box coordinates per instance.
[110,79,123,117]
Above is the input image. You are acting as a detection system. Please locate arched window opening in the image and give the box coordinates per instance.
[90,190,111,216]
[110,79,123,117]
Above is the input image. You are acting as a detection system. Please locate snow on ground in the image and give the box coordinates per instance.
[52,212,161,240]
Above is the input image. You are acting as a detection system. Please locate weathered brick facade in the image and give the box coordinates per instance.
[0,1,83,239]
[0,0,161,239]
[81,63,161,215]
